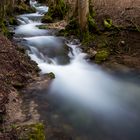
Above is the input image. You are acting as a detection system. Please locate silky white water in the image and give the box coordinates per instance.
[14,1,140,139]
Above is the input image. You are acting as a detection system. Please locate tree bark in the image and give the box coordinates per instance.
[78,0,89,31]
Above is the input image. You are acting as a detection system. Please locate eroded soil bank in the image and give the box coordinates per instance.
[85,0,140,71]
[0,34,52,139]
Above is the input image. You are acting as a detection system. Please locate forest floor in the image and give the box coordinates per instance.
[90,1,140,71]
[0,34,51,139]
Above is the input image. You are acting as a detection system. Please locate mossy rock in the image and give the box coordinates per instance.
[95,50,110,63]
[48,72,55,79]
[57,29,69,36]
[64,18,80,36]
[44,0,68,22]
[36,25,48,29]
[9,17,18,25]
[42,14,53,23]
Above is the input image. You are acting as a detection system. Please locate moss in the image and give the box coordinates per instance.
[89,0,96,17]
[10,124,17,129]
[57,29,69,36]
[36,25,48,29]
[28,123,45,140]
[15,123,45,140]
[9,17,18,25]
[82,31,95,45]
[48,72,55,79]
[98,42,107,48]
[88,14,98,32]
[58,18,80,37]
[42,14,53,23]
[0,21,11,37]
[135,25,140,32]
[104,19,113,29]
[95,49,110,63]
[42,0,68,23]
[52,0,68,19]
[64,18,80,36]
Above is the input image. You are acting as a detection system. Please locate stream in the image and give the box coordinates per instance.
[13,1,140,140]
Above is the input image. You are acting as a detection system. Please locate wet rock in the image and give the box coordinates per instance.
[87,48,97,58]
[25,74,52,93]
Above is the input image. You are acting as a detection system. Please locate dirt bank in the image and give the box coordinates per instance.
[0,34,48,139]
[86,0,140,71]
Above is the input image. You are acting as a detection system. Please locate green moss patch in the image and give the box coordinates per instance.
[9,17,18,25]
[0,21,11,37]
[17,123,45,140]
[47,72,55,79]
[95,49,110,63]
[42,14,53,23]
[104,19,113,29]
[36,24,48,29]
[88,14,97,31]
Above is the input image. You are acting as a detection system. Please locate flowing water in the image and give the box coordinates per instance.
[14,1,140,140]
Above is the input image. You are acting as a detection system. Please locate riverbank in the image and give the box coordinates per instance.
[0,34,51,139]
[40,0,140,72]
[84,1,140,71]
[38,21,140,72]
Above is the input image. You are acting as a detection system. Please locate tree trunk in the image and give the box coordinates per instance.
[78,0,89,31]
